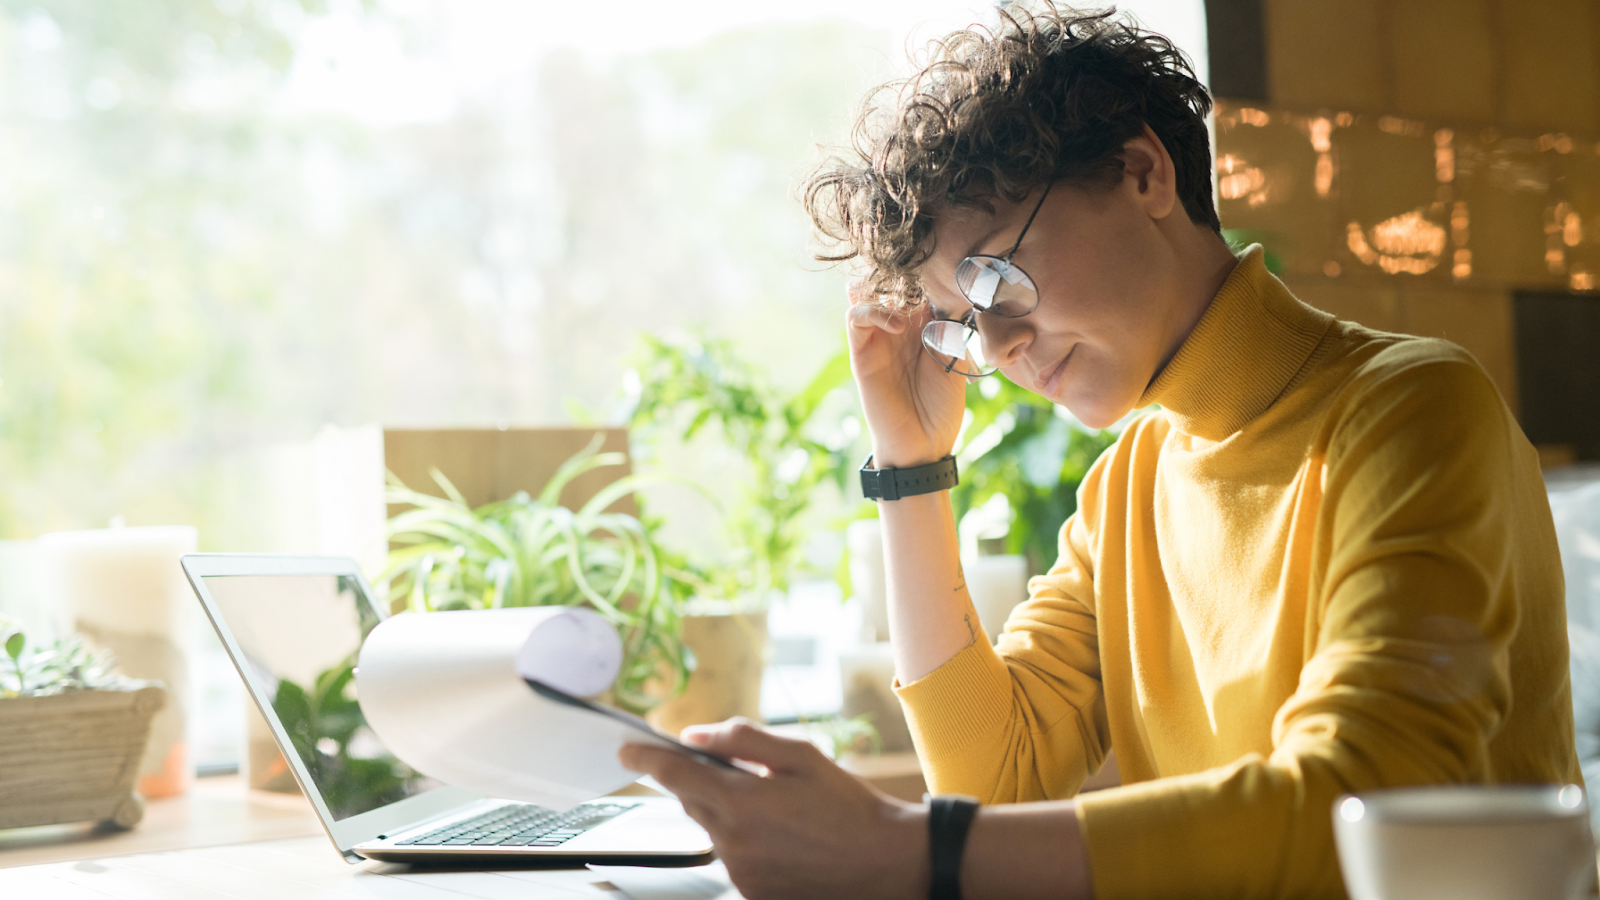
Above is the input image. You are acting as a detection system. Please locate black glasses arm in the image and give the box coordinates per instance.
[1004,180,1054,260]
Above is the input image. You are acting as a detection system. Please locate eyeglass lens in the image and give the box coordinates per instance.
[929,184,1048,377]
[922,318,994,377]
[954,256,1037,316]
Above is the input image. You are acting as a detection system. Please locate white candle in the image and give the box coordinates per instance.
[0,540,63,639]
[40,525,198,798]
[966,553,1029,643]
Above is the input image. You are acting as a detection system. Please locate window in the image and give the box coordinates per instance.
[0,0,1206,770]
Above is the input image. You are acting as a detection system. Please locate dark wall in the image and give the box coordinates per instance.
[1515,292,1600,460]
[1205,0,1269,100]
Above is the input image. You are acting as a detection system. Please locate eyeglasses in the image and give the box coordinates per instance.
[921,181,1053,378]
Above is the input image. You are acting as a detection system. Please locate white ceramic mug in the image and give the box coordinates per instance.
[1333,784,1595,900]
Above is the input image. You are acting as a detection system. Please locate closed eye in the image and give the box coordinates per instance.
[929,308,975,327]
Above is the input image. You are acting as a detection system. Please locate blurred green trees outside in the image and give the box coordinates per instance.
[0,1,890,545]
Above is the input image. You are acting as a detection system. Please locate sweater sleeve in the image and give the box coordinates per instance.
[893,442,1114,803]
[1078,354,1530,900]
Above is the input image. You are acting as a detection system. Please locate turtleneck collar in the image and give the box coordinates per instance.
[1138,245,1334,442]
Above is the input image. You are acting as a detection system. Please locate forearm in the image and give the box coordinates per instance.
[963,800,1094,900]
[884,496,1110,803]
[877,489,980,684]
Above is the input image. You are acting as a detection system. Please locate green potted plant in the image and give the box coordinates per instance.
[626,334,856,602]
[623,334,857,732]
[951,377,1121,577]
[373,436,704,716]
[0,618,166,831]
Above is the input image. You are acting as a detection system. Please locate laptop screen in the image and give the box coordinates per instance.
[202,572,440,820]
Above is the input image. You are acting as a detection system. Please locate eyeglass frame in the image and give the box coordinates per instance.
[921,180,1055,377]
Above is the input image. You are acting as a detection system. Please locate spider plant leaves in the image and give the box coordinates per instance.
[577,471,720,522]
[538,433,625,508]
[377,435,697,714]
[427,466,471,507]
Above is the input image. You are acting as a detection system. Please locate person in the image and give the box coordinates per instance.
[620,6,1581,899]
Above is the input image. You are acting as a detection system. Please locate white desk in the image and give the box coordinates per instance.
[0,835,709,898]
[0,761,939,898]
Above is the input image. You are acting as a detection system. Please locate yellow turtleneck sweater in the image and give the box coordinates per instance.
[894,247,1580,899]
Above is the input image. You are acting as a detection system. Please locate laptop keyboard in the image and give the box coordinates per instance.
[396,801,640,848]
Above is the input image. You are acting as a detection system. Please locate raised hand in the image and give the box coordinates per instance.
[845,284,970,469]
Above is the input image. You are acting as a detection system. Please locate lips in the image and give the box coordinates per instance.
[1038,348,1074,396]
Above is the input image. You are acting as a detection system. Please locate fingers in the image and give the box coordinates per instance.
[618,742,738,801]
[845,278,873,306]
[617,739,726,781]
[680,718,827,775]
[847,301,907,335]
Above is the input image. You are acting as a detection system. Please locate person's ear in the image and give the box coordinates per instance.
[1121,123,1177,220]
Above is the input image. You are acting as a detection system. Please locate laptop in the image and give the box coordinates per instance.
[182,553,715,864]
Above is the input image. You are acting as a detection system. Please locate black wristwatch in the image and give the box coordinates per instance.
[927,794,980,900]
[859,454,959,501]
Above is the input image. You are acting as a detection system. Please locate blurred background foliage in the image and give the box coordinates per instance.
[0,0,1195,769]
[952,377,1120,576]
[0,0,1178,580]
[625,334,857,601]
[1,0,328,534]
[0,0,886,544]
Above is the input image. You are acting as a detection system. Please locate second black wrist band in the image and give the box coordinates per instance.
[928,794,980,900]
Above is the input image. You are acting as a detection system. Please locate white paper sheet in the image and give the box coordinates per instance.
[356,606,674,810]
[588,862,741,900]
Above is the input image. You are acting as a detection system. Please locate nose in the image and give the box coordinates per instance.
[973,312,1031,369]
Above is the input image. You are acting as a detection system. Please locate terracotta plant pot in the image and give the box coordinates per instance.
[647,610,767,735]
[0,682,166,831]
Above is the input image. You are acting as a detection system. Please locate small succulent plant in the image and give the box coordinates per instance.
[1,617,124,698]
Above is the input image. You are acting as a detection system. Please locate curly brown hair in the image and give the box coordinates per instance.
[801,5,1218,307]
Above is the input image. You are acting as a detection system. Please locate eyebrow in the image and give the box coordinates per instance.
[962,222,1010,260]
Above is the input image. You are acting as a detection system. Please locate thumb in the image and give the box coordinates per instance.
[682,718,824,775]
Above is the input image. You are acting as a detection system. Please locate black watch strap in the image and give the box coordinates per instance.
[928,794,980,900]
[860,454,958,501]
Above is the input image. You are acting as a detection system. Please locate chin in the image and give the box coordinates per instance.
[1059,392,1133,430]
[1072,408,1122,430]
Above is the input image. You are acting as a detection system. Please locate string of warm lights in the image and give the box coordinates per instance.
[1214,101,1593,293]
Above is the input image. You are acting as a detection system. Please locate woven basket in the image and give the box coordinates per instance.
[0,682,166,830]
